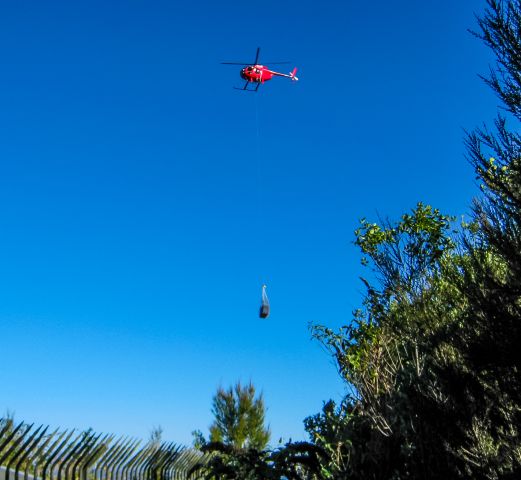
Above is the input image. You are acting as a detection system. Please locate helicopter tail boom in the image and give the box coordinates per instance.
[267,67,299,81]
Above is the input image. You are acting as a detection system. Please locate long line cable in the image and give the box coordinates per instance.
[254,93,266,288]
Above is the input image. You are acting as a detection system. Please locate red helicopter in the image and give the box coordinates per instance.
[221,47,298,92]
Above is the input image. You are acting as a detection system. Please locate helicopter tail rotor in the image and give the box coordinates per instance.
[289,67,299,81]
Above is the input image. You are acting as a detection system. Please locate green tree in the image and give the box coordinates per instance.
[304,1,521,478]
[148,425,163,449]
[207,381,270,450]
[456,0,521,474]
[189,382,275,479]
[310,203,469,479]
[189,441,326,480]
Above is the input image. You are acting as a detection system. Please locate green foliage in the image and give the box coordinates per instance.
[207,381,270,450]
[304,3,521,478]
[148,425,163,449]
[354,203,456,301]
[311,203,470,479]
[189,442,273,480]
[191,429,207,450]
[0,414,38,471]
[190,383,330,479]
[308,193,520,478]
[189,441,326,480]
[304,400,352,478]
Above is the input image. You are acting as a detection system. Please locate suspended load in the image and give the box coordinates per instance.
[259,285,270,319]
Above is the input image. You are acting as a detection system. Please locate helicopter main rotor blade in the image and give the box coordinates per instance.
[221,61,290,65]
[253,47,260,65]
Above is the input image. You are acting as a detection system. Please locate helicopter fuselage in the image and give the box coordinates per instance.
[240,65,274,83]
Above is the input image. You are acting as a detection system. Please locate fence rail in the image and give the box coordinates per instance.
[0,420,204,480]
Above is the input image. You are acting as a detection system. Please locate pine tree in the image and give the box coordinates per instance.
[208,381,270,450]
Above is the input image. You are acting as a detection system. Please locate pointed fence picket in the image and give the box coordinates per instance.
[0,420,205,480]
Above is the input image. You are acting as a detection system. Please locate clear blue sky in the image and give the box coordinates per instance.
[0,0,498,446]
